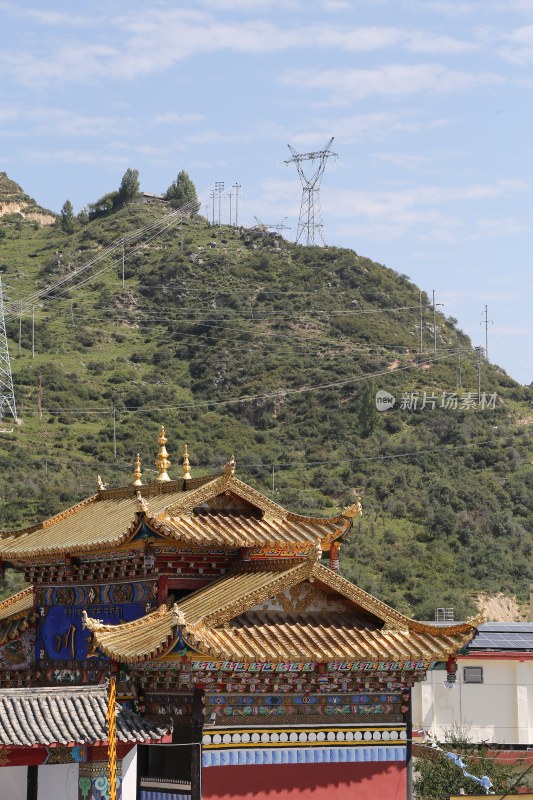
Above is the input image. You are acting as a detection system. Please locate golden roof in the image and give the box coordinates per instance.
[0,586,34,622]
[0,586,36,645]
[0,472,353,560]
[84,557,478,664]
[151,512,349,548]
[186,621,474,662]
[0,490,186,559]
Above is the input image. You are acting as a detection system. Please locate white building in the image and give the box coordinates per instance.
[413,622,533,746]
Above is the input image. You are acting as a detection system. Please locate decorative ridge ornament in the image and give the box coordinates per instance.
[223,455,236,476]
[135,490,149,513]
[132,454,143,487]
[155,426,171,482]
[96,475,108,491]
[182,444,192,480]
[171,604,186,626]
[342,500,362,518]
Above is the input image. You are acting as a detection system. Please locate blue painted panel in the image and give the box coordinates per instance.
[140,793,191,800]
[39,603,145,661]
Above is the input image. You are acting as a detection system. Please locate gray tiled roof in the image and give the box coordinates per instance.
[0,684,170,747]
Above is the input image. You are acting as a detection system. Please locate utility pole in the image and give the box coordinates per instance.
[456,351,462,389]
[121,238,125,289]
[32,305,35,360]
[210,190,216,225]
[215,181,224,226]
[228,190,233,226]
[233,183,241,227]
[0,276,18,422]
[18,302,22,354]
[419,291,423,355]
[432,290,437,355]
[482,305,493,361]
[475,346,483,398]
[432,290,444,355]
[112,407,117,459]
[285,138,337,246]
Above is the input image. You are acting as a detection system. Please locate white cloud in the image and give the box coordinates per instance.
[0,5,484,87]
[500,24,533,63]
[25,148,129,166]
[405,31,480,54]
[151,113,205,125]
[0,106,123,137]
[319,179,529,242]
[282,64,503,103]
[373,152,429,169]
[290,111,454,149]
[0,2,94,27]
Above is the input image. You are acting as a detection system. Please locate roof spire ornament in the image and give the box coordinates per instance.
[182,444,192,480]
[132,453,143,487]
[155,425,171,482]
[223,455,236,476]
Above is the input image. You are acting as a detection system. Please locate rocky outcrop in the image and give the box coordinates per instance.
[0,173,56,226]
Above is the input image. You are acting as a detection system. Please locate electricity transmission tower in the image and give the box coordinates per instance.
[0,276,18,423]
[253,216,291,234]
[285,137,337,246]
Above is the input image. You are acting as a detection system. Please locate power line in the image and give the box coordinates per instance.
[15,350,486,416]
[4,190,212,322]
[0,277,18,423]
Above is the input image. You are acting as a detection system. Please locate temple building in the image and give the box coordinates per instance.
[0,428,479,800]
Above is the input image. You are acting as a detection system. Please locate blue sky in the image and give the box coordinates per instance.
[1,0,533,383]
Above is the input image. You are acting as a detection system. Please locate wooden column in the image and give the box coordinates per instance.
[404,688,413,800]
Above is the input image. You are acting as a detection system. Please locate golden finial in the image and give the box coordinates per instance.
[132,453,143,486]
[182,444,192,480]
[155,425,171,482]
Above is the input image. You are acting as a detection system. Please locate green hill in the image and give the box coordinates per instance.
[0,185,532,620]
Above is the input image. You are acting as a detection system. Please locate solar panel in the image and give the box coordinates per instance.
[479,623,533,633]
[468,628,533,651]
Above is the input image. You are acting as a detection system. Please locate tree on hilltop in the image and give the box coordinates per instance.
[165,170,199,212]
[59,200,75,234]
[117,168,140,207]
[88,168,140,220]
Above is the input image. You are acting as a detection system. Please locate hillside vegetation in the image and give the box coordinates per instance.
[0,186,532,620]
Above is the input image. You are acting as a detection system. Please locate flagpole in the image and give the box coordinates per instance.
[107,676,117,800]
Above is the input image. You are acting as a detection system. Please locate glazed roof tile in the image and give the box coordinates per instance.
[153,512,348,548]
[186,620,474,662]
[0,472,355,559]
[84,559,479,664]
[0,586,34,622]
[0,684,170,747]
[0,587,36,645]
[0,490,185,559]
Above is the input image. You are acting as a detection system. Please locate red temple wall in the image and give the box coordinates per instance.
[202,761,406,800]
